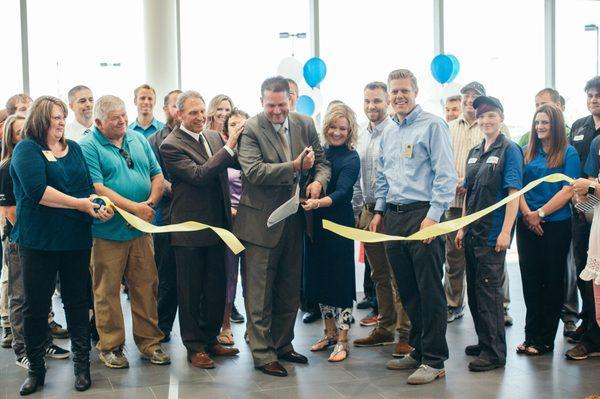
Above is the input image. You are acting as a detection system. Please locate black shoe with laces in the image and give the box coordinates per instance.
[230,305,245,324]
[45,344,70,359]
[356,296,373,310]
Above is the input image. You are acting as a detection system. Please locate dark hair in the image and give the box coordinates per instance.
[525,103,567,169]
[584,76,600,93]
[446,95,462,103]
[535,88,561,103]
[223,108,250,137]
[6,93,32,116]
[559,95,566,107]
[261,76,290,97]
[23,96,68,150]
[364,81,387,92]
[163,89,182,106]
[67,85,91,104]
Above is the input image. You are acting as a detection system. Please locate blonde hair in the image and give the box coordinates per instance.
[206,94,234,132]
[321,104,358,150]
[22,96,67,149]
[1,114,25,167]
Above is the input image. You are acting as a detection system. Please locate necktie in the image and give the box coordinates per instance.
[277,126,291,161]
[83,129,91,136]
[199,133,213,157]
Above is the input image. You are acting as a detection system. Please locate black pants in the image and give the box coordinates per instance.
[20,247,91,374]
[384,206,448,369]
[572,213,592,327]
[173,244,226,353]
[154,233,178,335]
[465,241,506,364]
[516,218,571,347]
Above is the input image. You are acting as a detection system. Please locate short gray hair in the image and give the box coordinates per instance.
[94,95,126,122]
[67,85,91,104]
[176,90,205,111]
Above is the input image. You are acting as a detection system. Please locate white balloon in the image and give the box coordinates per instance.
[309,88,323,116]
[442,81,463,100]
[277,57,303,83]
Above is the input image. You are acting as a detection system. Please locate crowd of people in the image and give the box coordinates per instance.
[0,69,599,395]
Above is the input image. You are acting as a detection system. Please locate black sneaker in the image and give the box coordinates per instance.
[356,296,373,310]
[468,357,504,372]
[49,320,69,339]
[16,356,30,370]
[45,344,70,359]
[230,305,245,324]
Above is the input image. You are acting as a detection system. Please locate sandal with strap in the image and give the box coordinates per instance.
[217,328,234,346]
[525,344,553,356]
[328,340,349,362]
[516,341,531,354]
[311,331,338,352]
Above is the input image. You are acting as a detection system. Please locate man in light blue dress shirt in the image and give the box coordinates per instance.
[370,69,457,385]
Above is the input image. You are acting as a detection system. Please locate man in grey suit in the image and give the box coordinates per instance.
[160,90,243,369]
[234,77,331,377]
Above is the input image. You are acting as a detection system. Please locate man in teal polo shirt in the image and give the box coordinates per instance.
[80,95,170,369]
[128,84,164,138]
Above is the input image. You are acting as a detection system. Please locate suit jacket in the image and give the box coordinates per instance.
[233,112,331,248]
[160,126,236,247]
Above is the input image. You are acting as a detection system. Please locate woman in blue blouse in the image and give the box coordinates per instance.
[516,103,580,356]
[302,104,360,362]
[11,97,113,395]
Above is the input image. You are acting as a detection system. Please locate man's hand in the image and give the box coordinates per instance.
[293,147,315,172]
[571,177,594,196]
[231,207,238,218]
[419,217,438,244]
[134,202,155,223]
[306,181,322,199]
[495,231,511,252]
[456,178,466,195]
[455,228,465,249]
[369,214,383,233]
[226,120,245,149]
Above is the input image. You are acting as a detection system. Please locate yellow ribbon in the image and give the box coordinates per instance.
[323,173,574,242]
[96,196,245,255]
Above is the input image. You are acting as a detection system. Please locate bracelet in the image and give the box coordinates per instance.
[315,199,320,209]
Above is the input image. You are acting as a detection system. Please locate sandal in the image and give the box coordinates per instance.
[217,328,234,346]
[525,344,553,356]
[311,331,338,352]
[516,341,531,354]
[328,340,348,362]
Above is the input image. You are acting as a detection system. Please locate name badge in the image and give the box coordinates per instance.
[42,151,57,162]
[486,156,499,164]
[467,157,478,164]
[403,144,413,159]
[574,135,584,142]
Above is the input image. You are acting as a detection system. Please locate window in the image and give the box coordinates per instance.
[319,0,434,123]
[179,0,311,116]
[445,0,545,137]
[556,0,600,125]
[0,1,24,107]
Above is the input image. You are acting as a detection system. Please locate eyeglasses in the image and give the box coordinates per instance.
[118,148,134,169]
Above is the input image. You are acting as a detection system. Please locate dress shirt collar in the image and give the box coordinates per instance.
[456,113,479,129]
[179,124,201,141]
[72,119,93,132]
[392,105,422,127]
[130,117,161,131]
[367,116,393,135]
[271,118,290,134]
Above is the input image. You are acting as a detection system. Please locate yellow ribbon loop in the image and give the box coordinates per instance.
[95,196,245,255]
[323,173,574,243]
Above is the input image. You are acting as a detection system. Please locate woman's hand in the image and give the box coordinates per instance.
[77,197,113,220]
[524,211,544,236]
[455,228,465,249]
[301,198,320,211]
[495,231,511,252]
[96,205,114,222]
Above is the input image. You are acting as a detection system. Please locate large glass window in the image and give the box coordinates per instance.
[27,0,145,119]
[179,0,311,116]
[445,0,545,137]
[0,0,24,107]
[319,1,434,123]
[556,0,600,125]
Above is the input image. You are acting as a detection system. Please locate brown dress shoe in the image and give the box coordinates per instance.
[392,340,413,358]
[257,361,288,377]
[278,350,308,364]
[207,344,240,357]
[353,327,395,347]
[187,352,215,369]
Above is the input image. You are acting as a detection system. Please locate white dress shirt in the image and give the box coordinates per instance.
[65,119,93,142]
[179,124,234,157]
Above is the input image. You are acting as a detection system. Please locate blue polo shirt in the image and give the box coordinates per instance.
[129,117,164,139]
[521,145,580,222]
[80,128,162,241]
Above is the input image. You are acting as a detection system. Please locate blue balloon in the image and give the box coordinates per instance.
[303,57,327,88]
[431,54,460,84]
[296,95,315,116]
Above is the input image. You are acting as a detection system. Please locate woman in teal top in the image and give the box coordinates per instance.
[10,96,113,395]
[516,104,580,356]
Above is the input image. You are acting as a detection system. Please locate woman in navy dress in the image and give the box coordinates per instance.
[303,104,360,362]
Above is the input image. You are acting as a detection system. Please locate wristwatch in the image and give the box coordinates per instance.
[537,209,545,219]
[588,182,597,196]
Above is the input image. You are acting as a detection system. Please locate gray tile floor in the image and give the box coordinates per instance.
[1,255,600,399]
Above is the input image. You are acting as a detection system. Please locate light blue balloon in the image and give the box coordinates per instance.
[430,54,459,84]
[303,57,327,88]
[296,95,315,116]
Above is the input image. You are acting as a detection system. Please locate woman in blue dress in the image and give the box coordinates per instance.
[302,104,360,362]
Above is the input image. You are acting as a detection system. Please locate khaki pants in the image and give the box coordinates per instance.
[0,247,9,326]
[359,208,410,336]
[91,234,163,354]
[444,208,466,309]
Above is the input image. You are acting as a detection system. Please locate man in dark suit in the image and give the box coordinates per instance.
[234,77,331,376]
[160,90,242,369]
